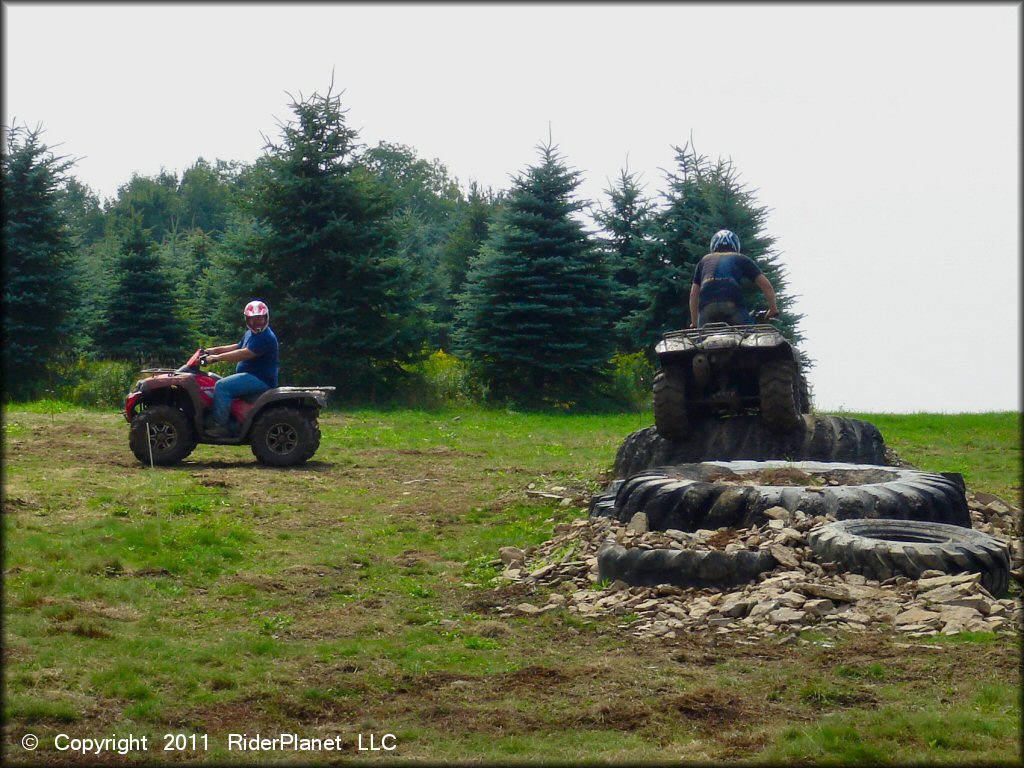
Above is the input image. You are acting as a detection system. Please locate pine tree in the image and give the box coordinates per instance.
[2,124,77,399]
[437,182,500,349]
[635,143,804,351]
[220,84,426,394]
[455,142,615,405]
[593,168,657,353]
[94,214,190,364]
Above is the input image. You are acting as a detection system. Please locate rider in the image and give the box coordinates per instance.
[688,229,779,328]
[203,300,279,437]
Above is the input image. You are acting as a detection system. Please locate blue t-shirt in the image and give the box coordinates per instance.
[692,252,762,308]
[237,327,279,387]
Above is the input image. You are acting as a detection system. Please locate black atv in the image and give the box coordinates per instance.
[652,315,810,439]
[124,349,334,467]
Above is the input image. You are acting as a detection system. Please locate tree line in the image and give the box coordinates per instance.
[2,84,804,407]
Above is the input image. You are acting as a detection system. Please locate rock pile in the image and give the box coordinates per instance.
[493,490,1022,640]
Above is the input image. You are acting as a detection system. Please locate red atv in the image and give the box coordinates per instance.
[124,349,334,467]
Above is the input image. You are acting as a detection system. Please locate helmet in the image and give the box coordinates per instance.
[243,300,269,333]
[710,229,741,253]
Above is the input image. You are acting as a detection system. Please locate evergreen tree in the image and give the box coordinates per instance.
[2,124,77,399]
[593,168,657,353]
[635,143,804,351]
[437,182,499,348]
[455,142,615,405]
[94,213,190,364]
[221,84,426,394]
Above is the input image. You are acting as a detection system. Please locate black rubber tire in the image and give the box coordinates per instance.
[613,416,887,479]
[759,358,803,433]
[797,371,811,414]
[597,537,776,589]
[807,519,1011,597]
[588,480,624,518]
[653,368,691,440]
[249,407,319,467]
[611,460,971,532]
[129,405,197,466]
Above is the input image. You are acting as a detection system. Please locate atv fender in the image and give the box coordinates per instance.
[236,387,335,437]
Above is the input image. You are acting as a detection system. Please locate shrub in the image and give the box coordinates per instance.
[402,349,485,407]
[599,352,654,411]
[58,358,140,408]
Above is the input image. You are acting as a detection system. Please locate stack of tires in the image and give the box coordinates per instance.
[591,417,1011,597]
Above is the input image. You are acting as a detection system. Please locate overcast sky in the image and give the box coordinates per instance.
[4,2,1020,413]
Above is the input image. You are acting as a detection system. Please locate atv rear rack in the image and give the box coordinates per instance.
[661,322,779,342]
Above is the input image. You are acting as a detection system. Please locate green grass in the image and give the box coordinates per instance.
[835,411,1021,501]
[2,404,1019,763]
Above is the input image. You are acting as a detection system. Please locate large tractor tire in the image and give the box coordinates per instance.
[612,416,886,479]
[610,460,971,532]
[129,405,197,466]
[250,407,320,467]
[653,368,691,440]
[797,371,812,414]
[759,358,803,433]
[808,519,1011,597]
[597,537,776,590]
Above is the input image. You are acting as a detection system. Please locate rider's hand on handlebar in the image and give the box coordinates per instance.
[764,308,780,321]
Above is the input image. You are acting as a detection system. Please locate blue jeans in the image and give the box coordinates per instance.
[698,300,752,327]
[212,373,270,425]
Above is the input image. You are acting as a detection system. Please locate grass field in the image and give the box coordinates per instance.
[2,404,1020,763]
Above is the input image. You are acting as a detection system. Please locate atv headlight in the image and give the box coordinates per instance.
[741,332,783,348]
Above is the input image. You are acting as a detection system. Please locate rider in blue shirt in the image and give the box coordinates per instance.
[203,300,279,436]
[688,230,779,327]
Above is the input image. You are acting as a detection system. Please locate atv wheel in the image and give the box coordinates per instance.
[250,407,319,467]
[129,405,196,466]
[653,368,691,440]
[759,358,803,432]
[808,519,1011,597]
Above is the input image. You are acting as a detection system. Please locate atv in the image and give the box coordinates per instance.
[652,313,810,439]
[124,349,335,467]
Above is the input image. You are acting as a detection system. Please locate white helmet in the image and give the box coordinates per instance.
[244,300,269,333]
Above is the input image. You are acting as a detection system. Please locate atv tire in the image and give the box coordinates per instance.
[611,460,971,532]
[613,416,886,478]
[808,519,1011,597]
[759,358,803,433]
[597,537,776,589]
[250,407,319,467]
[653,368,690,440]
[129,405,196,466]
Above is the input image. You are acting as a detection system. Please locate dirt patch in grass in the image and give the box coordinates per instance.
[668,686,747,729]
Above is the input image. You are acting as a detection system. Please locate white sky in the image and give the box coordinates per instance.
[4,2,1020,413]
